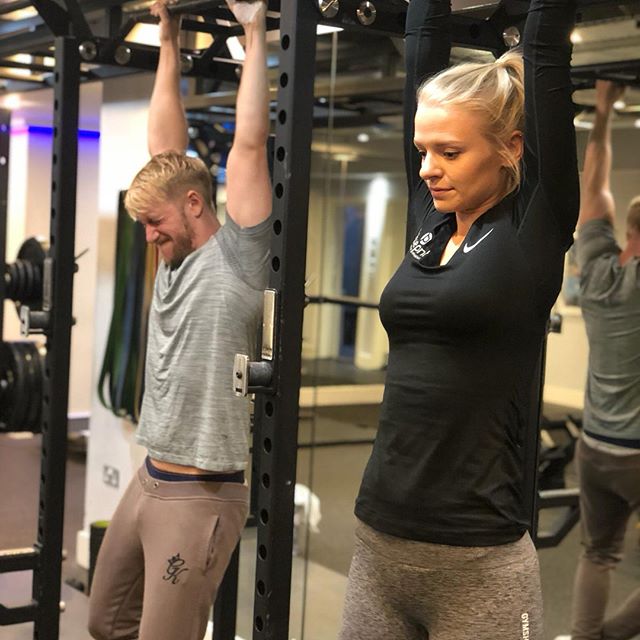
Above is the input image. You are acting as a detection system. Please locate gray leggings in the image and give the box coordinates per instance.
[88,463,248,640]
[339,521,543,640]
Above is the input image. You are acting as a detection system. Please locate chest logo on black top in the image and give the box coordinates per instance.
[409,231,434,260]
[462,228,494,254]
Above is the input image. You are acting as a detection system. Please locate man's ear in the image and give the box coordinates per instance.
[185,189,205,218]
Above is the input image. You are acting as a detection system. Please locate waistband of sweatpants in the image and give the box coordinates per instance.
[579,436,640,463]
[137,462,249,501]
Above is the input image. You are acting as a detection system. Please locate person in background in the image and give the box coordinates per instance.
[562,79,640,640]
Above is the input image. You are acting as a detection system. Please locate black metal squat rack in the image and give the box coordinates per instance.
[0,34,81,640]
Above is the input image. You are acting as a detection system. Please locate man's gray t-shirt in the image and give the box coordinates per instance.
[136,214,271,470]
[576,218,640,447]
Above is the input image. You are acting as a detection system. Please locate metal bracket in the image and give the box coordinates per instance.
[19,257,53,336]
[233,289,278,396]
[20,306,50,336]
[261,288,277,361]
[233,354,273,396]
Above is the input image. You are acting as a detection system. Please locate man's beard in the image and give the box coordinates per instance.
[168,209,196,269]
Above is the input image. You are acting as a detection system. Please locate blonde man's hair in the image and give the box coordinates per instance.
[627,196,640,233]
[418,49,525,199]
[124,151,214,219]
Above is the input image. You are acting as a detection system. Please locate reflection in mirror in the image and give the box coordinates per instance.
[544,80,640,640]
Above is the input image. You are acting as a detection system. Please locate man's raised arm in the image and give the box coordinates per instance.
[224,0,271,228]
[148,0,189,156]
[578,80,625,228]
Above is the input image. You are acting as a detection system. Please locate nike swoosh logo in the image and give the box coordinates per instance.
[463,228,494,253]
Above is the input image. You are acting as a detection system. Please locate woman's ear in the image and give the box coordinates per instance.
[506,130,524,164]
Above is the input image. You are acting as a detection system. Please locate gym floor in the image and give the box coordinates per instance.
[1,402,639,640]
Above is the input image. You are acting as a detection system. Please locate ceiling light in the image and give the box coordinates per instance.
[570,30,582,44]
[635,119,640,129]
[125,23,160,46]
[11,53,31,64]
[613,100,626,111]
[3,95,21,110]
[357,132,370,143]
[316,25,343,35]
[42,56,55,67]
[573,116,593,130]
[226,36,245,61]
[333,152,357,162]
[4,53,32,78]
[3,7,38,20]
[194,32,213,50]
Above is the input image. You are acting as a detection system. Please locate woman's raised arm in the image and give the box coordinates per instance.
[521,0,579,243]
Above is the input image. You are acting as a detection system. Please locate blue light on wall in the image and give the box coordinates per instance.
[27,125,100,139]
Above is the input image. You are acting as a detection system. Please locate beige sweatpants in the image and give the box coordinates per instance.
[88,462,248,640]
[571,438,640,640]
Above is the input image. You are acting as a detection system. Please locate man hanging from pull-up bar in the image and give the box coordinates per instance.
[562,79,640,640]
[88,1,271,638]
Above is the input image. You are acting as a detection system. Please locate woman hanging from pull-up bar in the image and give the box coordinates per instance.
[339,0,579,638]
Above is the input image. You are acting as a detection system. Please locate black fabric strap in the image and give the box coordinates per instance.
[145,457,245,483]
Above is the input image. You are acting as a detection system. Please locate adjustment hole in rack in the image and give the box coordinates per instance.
[281,34,290,49]
[261,473,270,489]
[260,509,269,524]
[258,544,268,560]
[263,437,272,452]
[273,219,282,235]
[272,256,280,272]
